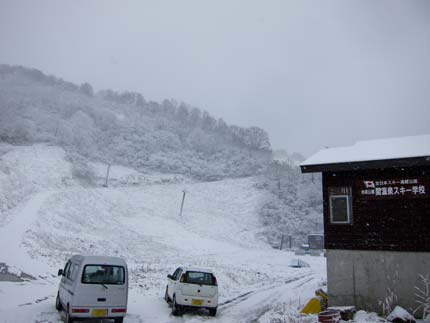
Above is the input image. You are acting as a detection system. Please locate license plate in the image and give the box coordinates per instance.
[192,299,203,306]
[92,309,107,317]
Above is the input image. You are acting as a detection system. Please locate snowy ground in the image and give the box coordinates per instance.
[0,145,326,322]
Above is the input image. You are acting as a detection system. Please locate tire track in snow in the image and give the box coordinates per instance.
[215,273,316,323]
[218,272,313,310]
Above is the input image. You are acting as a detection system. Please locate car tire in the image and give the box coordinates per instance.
[171,296,182,316]
[114,318,124,323]
[164,286,170,303]
[55,293,62,311]
[209,307,217,316]
[65,304,73,323]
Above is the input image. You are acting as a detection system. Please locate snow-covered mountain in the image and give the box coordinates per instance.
[0,64,322,249]
[0,64,271,181]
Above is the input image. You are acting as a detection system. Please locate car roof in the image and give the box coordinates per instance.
[70,254,127,266]
[180,266,214,274]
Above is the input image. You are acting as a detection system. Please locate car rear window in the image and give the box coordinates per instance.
[184,271,216,286]
[81,265,125,285]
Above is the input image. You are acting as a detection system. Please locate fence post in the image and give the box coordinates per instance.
[179,190,186,217]
[104,164,111,187]
[279,234,285,250]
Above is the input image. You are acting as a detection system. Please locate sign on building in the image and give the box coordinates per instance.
[359,178,428,199]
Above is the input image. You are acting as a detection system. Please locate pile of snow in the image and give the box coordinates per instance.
[354,310,388,322]
[387,306,416,323]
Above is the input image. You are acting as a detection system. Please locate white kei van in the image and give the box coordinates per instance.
[56,255,128,323]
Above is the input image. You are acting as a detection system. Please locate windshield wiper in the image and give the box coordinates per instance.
[101,283,109,289]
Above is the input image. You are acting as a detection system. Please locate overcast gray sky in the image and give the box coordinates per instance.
[1,0,429,156]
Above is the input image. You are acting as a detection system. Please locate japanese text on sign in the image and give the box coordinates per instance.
[360,178,427,197]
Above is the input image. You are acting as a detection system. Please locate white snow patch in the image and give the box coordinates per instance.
[354,310,388,323]
[387,306,416,322]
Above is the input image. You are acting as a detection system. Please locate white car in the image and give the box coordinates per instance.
[165,266,218,316]
[56,255,128,323]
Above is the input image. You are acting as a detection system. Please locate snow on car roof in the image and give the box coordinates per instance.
[301,134,430,166]
[71,255,127,266]
[182,266,214,274]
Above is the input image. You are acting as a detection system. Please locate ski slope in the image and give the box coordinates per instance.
[0,145,326,322]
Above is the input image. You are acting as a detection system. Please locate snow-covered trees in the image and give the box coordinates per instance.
[0,64,272,180]
[257,160,323,247]
[79,83,94,97]
[242,127,271,150]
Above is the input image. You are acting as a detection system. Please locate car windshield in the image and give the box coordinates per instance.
[81,265,125,285]
[184,271,215,286]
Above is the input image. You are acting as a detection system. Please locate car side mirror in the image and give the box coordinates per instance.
[167,274,173,280]
[58,269,64,276]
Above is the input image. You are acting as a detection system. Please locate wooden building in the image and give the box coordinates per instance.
[300,135,430,315]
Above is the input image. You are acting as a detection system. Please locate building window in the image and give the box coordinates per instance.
[328,187,352,224]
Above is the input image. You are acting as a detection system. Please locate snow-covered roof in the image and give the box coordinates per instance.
[301,135,430,170]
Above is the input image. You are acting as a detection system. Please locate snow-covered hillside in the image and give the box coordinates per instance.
[0,145,326,323]
[0,64,323,257]
[0,64,272,180]
[0,144,76,219]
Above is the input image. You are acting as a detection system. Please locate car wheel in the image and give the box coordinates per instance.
[55,293,62,311]
[209,307,217,316]
[114,318,124,323]
[164,286,170,303]
[171,296,182,316]
[65,304,73,323]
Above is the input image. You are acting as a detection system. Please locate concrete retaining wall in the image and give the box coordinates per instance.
[327,249,430,316]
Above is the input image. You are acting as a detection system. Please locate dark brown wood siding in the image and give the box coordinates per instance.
[323,166,430,252]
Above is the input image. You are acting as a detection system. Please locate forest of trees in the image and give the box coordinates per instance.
[0,64,271,180]
[256,160,323,248]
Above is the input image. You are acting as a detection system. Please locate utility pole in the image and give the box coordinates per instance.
[179,190,186,217]
[104,163,111,187]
